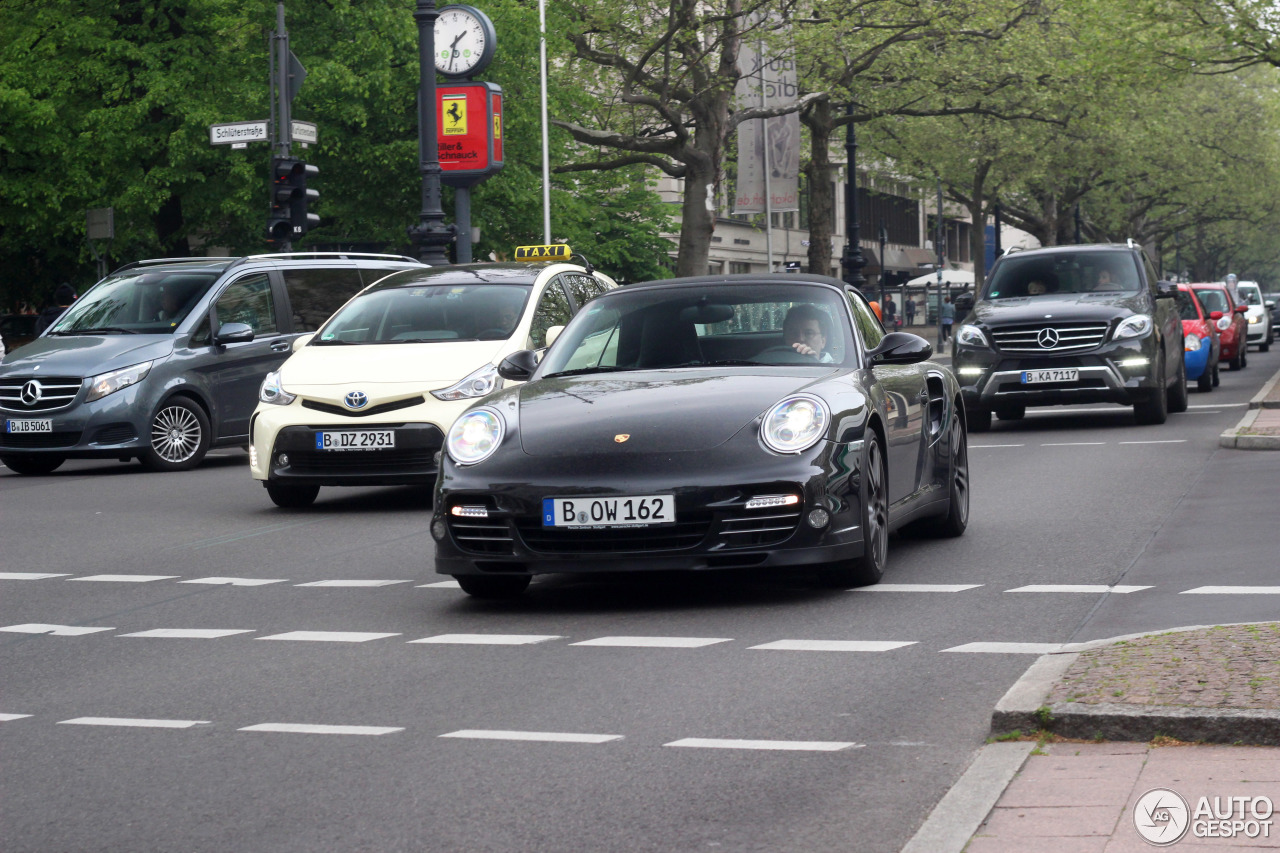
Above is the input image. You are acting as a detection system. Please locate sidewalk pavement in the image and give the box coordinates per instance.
[900,365,1280,852]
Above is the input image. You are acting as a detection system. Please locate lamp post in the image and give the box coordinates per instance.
[877,219,888,309]
[409,0,455,265]
[840,104,867,291]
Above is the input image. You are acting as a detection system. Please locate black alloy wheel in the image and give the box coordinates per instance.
[266,482,320,509]
[455,574,532,599]
[142,397,211,471]
[0,455,66,476]
[1133,357,1169,425]
[1168,356,1189,413]
[818,433,888,588]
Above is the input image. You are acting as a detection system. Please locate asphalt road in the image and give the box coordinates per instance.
[3,349,1278,853]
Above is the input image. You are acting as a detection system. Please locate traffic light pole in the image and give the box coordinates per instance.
[272,2,293,251]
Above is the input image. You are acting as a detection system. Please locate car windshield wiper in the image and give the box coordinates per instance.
[699,359,760,367]
[52,326,140,335]
[543,365,633,378]
[311,338,357,345]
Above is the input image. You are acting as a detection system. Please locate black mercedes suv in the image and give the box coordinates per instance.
[951,242,1185,431]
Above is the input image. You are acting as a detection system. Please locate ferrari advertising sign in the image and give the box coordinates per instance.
[437,81,504,187]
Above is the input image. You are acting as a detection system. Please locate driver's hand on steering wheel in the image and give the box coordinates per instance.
[791,342,819,358]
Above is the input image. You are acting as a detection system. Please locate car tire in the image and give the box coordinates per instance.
[917,414,969,539]
[141,397,211,472]
[994,403,1025,421]
[1133,358,1168,425]
[0,455,66,476]
[454,574,531,599]
[1197,362,1213,393]
[966,405,992,432]
[1168,357,1188,413]
[818,433,888,588]
[1262,328,1271,352]
[1212,359,1220,387]
[1242,348,1248,369]
[265,482,320,509]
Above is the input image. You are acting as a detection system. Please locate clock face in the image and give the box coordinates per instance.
[435,6,493,77]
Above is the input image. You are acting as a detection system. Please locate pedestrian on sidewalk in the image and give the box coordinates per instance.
[883,296,898,329]
[905,297,915,327]
[941,296,954,341]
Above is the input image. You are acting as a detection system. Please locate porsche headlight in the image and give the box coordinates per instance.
[761,396,828,454]
[258,370,296,405]
[1184,333,1201,352]
[447,408,504,465]
[431,363,503,401]
[955,324,989,348]
[1113,314,1152,341]
[86,361,153,402]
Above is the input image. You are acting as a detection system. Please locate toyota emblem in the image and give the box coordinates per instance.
[20,380,43,406]
[343,391,369,410]
[1037,328,1060,349]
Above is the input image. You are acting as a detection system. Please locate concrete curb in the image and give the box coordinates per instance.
[1248,365,1280,409]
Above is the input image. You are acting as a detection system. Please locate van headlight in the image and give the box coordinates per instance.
[447,408,505,465]
[431,363,503,401]
[1113,314,1152,341]
[955,325,989,347]
[761,395,828,454]
[259,370,296,405]
[86,361,153,402]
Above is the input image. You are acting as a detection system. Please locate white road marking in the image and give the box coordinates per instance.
[439,729,622,744]
[1118,440,1188,445]
[1006,585,1152,594]
[118,629,255,639]
[294,580,415,588]
[664,738,861,752]
[942,642,1066,654]
[69,574,179,583]
[256,631,400,642]
[239,723,402,736]
[0,714,32,722]
[570,636,733,648]
[417,581,462,589]
[970,444,1024,448]
[409,634,562,645]
[0,624,114,636]
[1040,442,1106,447]
[180,577,289,586]
[749,640,917,652]
[1188,402,1246,408]
[59,717,210,729]
[0,573,70,580]
[850,584,983,593]
[1026,407,1130,415]
[1181,586,1280,595]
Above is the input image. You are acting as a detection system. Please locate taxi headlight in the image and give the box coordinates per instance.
[1184,333,1201,352]
[761,395,828,454]
[86,361,153,402]
[447,408,504,465]
[258,370,296,405]
[431,363,503,401]
[1113,314,1152,341]
[955,324,989,348]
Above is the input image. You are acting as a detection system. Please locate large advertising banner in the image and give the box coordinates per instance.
[733,40,800,215]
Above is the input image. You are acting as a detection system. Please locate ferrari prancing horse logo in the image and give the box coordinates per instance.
[614,434,630,443]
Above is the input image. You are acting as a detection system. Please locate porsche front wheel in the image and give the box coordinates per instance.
[818,434,887,588]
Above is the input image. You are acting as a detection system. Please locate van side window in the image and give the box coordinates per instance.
[216,274,277,336]
[530,282,573,348]
[282,268,364,332]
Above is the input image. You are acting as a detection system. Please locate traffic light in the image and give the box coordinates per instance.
[287,160,320,233]
[267,157,320,245]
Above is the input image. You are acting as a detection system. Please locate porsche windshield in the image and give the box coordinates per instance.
[314,283,532,344]
[48,271,218,335]
[984,252,1143,299]
[540,283,856,376]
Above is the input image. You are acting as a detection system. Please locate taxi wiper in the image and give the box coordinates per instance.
[543,365,632,378]
[52,326,139,335]
[311,338,356,345]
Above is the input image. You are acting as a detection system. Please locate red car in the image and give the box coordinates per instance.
[1190,283,1249,370]
[1177,285,1220,391]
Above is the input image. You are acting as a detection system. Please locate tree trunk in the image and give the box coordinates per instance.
[803,103,834,276]
[965,162,990,289]
[675,159,717,276]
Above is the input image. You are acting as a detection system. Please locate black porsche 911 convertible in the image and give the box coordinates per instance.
[430,274,969,598]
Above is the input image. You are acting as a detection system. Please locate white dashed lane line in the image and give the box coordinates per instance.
[1006,585,1151,594]
[294,580,415,588]
[970,444,1025,448]
[664,738,862,752]
[68,575,179,583]
[118,629,255,639]
[941,642,1066,654]
[239,723,403,736]
[748,640,917,652]
[179,577,289,586]
[1181,586,1280,595]
[0,714,32,722]
[0,624,114,636]
[256,631,401,643]
[417,581,462,589]
[440,730,623,744]
[1041,442,1107,447]
[850,583,984,592]
[0,573,70,580]
[59,717,210,729]
[409,634,562,645]
[569,636,733,648]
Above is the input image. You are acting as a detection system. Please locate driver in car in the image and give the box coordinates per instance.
[782,304,835,363]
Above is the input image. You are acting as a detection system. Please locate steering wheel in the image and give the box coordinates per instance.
[752,344,819,364]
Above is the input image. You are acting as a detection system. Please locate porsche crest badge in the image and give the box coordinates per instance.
[614,434,630,443]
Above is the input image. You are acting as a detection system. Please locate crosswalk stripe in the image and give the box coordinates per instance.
[239,723,402,736]
[0,624,114,636]
[1119,440,1187,445]
[440,729,622,744]
[179,577,289,586]
[0,714,32,722]
[0,573,70,580]
[118,629,255,639]
[941,642,1065,654]
[1041,442,1106,447]
[417,581,462,589]
[1006,585,1152,594]
[69,574,179,583]
[294,580,415,588]
[1180,586,1280,595]
[256,631,400,643]
[664,738,861,751]
[749,640,916,652]
[970,444,1024,448]
[409,634,562,645]
[851,584,983,593]
[59,717,210,729]
[570,636,733,648]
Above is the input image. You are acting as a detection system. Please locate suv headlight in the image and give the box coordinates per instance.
[259,370,296,405]
[760,395,828,454]
[447,408,505,465]
[86,361,153,402]
[1184,333,1201,352]
[431,363,503,401]
[955,325,989,347]
[1113,314,1153,341]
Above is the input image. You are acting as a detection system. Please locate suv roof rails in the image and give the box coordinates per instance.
[1004,245,1025,255]
[1126,238,1139,249]
[111,257,237,274]
[233,251,420,265]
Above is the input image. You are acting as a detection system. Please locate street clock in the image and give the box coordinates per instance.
[435,5,496,79]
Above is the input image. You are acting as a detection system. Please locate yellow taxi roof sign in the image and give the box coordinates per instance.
[514,244,572,261]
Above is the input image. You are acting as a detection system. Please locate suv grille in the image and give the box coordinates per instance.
[990,322,1110,353]
[0,377,83,412]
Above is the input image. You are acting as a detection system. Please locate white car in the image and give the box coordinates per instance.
[1235,281,1273,351]
[250,250,617,507]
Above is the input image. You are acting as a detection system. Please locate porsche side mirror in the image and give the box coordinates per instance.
[213,322,254,346]
[498,349,540,381]
[1155,281,1177,299]
[869,331,932,366]
[292,333,314,352]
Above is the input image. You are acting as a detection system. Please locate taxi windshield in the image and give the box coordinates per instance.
[984,252,1142,299]
[314,283,532,344]
[540,283,855,376]
[48,271,217,335]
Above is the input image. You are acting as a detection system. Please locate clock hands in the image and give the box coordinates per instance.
[448,30,465,71]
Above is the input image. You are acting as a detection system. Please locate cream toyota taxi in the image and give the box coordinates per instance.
[250,246,616,507]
